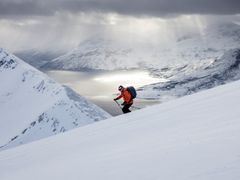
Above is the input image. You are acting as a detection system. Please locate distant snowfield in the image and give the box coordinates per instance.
[0,79,240,180]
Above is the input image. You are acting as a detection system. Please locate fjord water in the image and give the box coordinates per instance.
[46,70,161,116]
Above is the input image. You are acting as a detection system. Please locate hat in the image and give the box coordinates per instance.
[118,85,124,91]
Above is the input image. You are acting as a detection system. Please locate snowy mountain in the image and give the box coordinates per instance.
[0,49,111,150]
[14,49,64,69]
[0,78,240,180]
[42,23,240,71]
[135,23,240,101]
[40,22,240,104]
[42,38,143,70]
[138,48,240,101]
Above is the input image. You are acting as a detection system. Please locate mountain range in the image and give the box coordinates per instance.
[41,23,240,72]
[38,22,240,102]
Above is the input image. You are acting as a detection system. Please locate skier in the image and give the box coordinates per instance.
[114,85,133,113]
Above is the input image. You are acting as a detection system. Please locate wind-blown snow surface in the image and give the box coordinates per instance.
[0,79,240,180]
[0,49,111,150]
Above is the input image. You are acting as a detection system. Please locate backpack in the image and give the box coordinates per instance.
[127,86,137,99]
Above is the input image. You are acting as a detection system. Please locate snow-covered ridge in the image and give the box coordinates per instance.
[0,76,239,180]
[135,23,240,101]
[14,49,64,69]
[42,38,140,70]
[138,48,240,101]
[0,49,111,150]
[42,23,240,71]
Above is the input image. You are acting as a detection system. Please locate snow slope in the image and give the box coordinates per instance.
[0,49,111,150]
[0,78,239,180]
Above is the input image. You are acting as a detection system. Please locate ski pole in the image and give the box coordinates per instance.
[114,100,122,109]
[114,100,141,110]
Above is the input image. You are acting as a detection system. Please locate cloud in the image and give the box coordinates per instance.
[0,0,239,19]
[1,12,239,52]
[0,0,239,52]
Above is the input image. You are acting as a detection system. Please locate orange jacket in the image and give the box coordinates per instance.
[116,88,133,104]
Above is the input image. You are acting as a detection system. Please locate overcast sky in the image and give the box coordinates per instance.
[1,0,240,17]
[0,0,240,52]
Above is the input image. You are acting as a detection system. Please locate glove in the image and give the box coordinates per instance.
[113,98,117,101]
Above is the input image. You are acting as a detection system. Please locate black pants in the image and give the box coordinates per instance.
[122,103,133,114]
